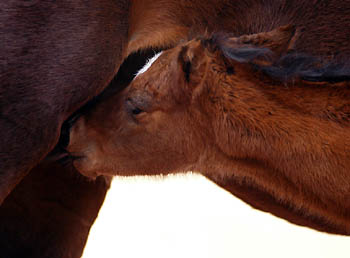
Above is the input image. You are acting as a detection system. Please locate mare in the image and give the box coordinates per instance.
[1,0,350,255]
[68,26,350,235]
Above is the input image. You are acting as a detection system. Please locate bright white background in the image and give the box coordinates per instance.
[82,173,350,258]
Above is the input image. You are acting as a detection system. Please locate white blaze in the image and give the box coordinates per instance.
[135,51,163,77]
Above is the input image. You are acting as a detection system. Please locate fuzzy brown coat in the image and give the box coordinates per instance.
[69,14,350,236]
[2,0,350,256]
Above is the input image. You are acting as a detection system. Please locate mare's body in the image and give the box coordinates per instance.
[1,0,350,255]
[0,0,129,202]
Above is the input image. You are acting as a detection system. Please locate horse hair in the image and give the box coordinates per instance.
[202,34,350,83]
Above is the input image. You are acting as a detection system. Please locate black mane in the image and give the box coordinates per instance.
[203,34,350,83]
[258,54,350,83]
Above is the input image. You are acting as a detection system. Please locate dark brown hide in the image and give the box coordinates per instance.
[0,161,110,258]
[0,0,129,202]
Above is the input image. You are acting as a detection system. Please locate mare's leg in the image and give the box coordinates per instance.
[0,0,129,203]
[0,161,110,258]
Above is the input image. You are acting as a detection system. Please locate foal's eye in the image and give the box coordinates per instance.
[126,97,145,116]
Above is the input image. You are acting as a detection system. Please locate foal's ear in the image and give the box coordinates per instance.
[228,24,298,58]
[178,40,208,85]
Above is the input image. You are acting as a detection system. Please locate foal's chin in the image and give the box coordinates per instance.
[71,155,140,179]
[71,156,102,179]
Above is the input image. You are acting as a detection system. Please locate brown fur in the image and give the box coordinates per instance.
[68,26,350,235]
[2,0,350,254]
[1,1,128,255]
[0,0,130,203]
[0,161,110,258]
[128,0,350,59]
[2,0,349,202]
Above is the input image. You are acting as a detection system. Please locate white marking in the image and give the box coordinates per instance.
[135,51,163,77]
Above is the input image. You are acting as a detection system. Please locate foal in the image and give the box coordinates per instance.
[68,26,350,235]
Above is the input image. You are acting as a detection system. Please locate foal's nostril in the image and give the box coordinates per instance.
[44,113,82,163]
[60,119,73,148]
[59,112,83,148]
[132,107,143,115]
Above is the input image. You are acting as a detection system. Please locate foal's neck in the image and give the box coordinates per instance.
[203,77,350,232]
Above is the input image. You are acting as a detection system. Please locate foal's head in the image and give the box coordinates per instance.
[67,25,305,178]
